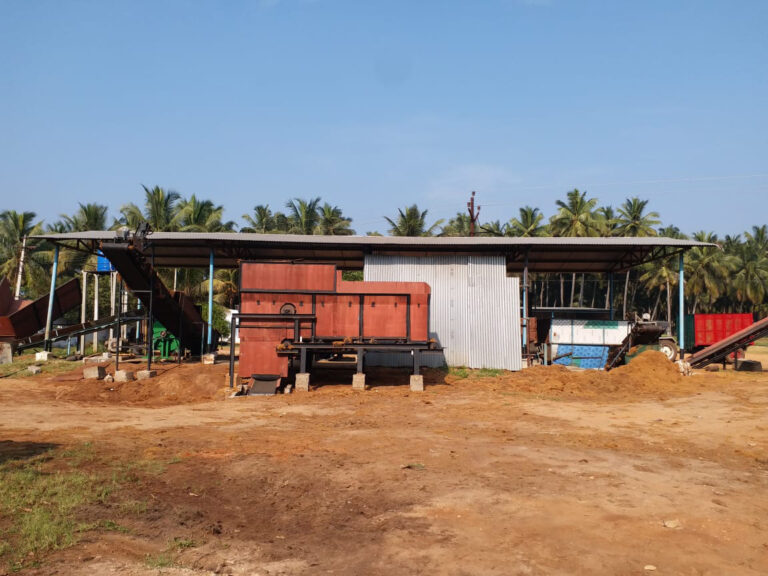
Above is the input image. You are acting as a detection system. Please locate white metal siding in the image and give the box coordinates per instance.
[364,255,522,371]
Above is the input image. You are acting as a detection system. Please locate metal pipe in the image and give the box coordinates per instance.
[678,253,685,358]
[43,246,60,351]
[208,249,214,352]
[14,236,27,299]
[80,270,87,354]
[109,271,116,342]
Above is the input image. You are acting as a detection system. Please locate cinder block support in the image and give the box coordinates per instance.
[352,373,366,390]
[35,351,51,362]
[409,375,424,392]
[136,370,157,380]
[0,342,13,365]
[295,373,310,392]
[114,370,135,382]
[83,366,106,380]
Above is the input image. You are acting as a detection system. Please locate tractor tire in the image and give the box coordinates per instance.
[658,338,678,362]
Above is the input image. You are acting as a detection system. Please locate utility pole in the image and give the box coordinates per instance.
[467,191,481,237]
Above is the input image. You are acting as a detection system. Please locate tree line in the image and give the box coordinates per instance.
[1,186,767,327]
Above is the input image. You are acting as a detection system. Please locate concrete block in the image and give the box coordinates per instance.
[83,356,107,364]
[35,351,51,362]
[409,375,424,392]
[27,365,42,375]
[83,366,106,380]
[136,370,157,380]
[104,374,114,383]
[295,373,310,392]
[1,342,13,365]
[352,373,367,390]
[114,370,135,382]
[202,353,216,365]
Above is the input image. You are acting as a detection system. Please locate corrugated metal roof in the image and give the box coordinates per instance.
[30,231,714,273]
[32,230,710,248]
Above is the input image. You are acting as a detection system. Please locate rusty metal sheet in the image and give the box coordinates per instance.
[0,278,81,339]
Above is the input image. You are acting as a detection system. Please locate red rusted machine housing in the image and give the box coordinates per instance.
[238,262,430,378]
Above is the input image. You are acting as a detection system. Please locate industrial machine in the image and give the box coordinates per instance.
[231,262,436,391]
[605,315,677,370]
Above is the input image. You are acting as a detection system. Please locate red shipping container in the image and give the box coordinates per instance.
[693,313,754,347]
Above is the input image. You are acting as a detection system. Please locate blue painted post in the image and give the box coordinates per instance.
[678,253,685,356]
[43,245,60,350]
[208,249,214,352]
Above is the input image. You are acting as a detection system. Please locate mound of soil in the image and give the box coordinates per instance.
[53,361,230,406]
[452,351,697,400]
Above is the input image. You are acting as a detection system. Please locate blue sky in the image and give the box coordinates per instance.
[1,0,766,236]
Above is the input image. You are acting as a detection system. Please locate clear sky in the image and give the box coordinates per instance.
[1,0,766,236]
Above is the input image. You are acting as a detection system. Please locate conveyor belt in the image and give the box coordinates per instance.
[100,242,206,354]
[13,310,142,352]
[686,315,768,368]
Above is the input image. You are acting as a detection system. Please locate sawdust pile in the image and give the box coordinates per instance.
[451,351,698,400]
[54,362,229,406]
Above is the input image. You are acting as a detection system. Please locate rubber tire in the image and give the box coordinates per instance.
[658,338,678,362]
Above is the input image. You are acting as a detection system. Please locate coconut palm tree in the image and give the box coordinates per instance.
[550,190,600,306]
[0,210,46,296]
[176,195,235,232]
[286,197,322,235]
[385,205,443,237]
[508,206,546,237]
[614,197,661,318]
[120,185,182,231]
[684,232,738,313]
[316,203,354,235]
[59,203,109,232]
[442,212,472,237]
[478,220,509,237]
[241,205,276,233]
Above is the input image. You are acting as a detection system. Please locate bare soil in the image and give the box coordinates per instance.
[1,351,767,575]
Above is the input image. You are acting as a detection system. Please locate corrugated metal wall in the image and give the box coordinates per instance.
[364,255,522,371]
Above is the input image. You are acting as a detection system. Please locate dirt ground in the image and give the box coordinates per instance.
[1,350,767,575]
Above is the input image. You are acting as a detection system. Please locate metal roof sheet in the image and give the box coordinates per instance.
[30,231,715,273]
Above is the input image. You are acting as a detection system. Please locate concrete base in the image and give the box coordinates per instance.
[352,373,367,390]
[295,373,310,392]
[136,370,157,380]
[115,370,135,382]
[202,353,216,365]
[104,374,114,383]
[27,365,42,375]
[1,342,13,365]
[83,356,107,364]
[35,351,51,362]
[409,375,424,392]
[83,366,106,380]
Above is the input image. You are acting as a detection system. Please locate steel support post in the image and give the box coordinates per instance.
[522,250,529,354]
[413,349,420,376]
[43,245,60,351]
[115,280,122,371]
[678,253,685,358]
[92,273,99,354]
[208,249,214,352]
[148,248,155,371]
[80,270,87,354]
[609,273,614,320]
[229,315,236,388]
